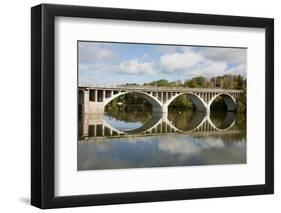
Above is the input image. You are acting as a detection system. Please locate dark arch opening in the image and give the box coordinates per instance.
[209,111,236,130]
[106,93,152,112]
[105,93,153,120]
[104,93,154,132]
[168,93,206,112]
[168,94,195,111]
[210,94,236,112]
[167,93,206,131]
[168,111,205,132]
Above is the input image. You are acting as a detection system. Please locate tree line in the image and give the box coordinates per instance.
[142,74,245,90]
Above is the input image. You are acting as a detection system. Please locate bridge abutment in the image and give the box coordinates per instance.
[80,90,105,113]
[88,102,105,113]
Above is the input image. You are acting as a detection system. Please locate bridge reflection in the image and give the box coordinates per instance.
[79,111,241,140]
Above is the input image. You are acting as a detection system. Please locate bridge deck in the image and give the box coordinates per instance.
[79,86,243,93]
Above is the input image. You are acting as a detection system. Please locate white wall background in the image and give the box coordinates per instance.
[0,0,278,212]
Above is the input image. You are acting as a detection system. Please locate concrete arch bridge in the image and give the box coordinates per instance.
[79,86,243,114]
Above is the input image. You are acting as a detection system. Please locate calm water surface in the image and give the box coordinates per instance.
[78,108,246,170]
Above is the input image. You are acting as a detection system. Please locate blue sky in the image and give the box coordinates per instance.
[78,41,246,86]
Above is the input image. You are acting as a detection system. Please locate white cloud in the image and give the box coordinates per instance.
[79,62,111,74]
[188,60,228,77]
[158,137,224,155]
[200,48,246,65]
[159,47,246,77]
[160,51,204,73]
[79,42,114,62]
[78,42,247,84]
[113,59,156,74]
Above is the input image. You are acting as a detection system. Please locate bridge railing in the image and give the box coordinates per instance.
[79,84,243,93]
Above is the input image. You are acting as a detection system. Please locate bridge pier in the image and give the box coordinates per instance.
[205,106,210,117]
[153,104,168,113]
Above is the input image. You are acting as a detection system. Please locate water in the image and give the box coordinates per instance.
[78,108,246,170]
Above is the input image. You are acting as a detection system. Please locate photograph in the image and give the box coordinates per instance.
[78,41,247,170]
[29,2,274,209]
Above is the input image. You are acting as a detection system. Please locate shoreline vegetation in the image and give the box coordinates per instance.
[106,74,246,115]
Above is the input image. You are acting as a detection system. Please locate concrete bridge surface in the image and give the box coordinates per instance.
[79,86,243,114]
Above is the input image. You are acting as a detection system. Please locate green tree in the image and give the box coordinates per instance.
[236,75,244,89]
[186,79,199,88]
[193,76,206,87]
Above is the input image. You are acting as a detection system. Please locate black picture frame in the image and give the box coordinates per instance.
[31,3,274,209]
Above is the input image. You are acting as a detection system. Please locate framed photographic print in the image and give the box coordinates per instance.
[31,4,274,209]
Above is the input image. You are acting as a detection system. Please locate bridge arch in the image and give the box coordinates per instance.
[209,93,236,111]
[208,112,236,131]
[166,92,206,112]
[104,91,164,113]
[125,113,164,134]
[81,111,239,138]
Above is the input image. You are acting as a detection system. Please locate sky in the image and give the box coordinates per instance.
[78,41,247,86]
